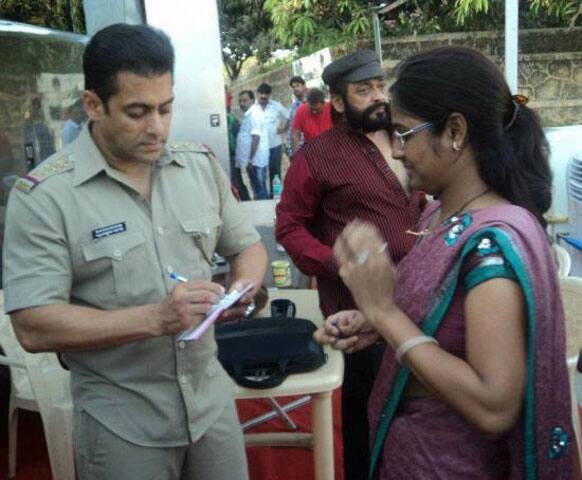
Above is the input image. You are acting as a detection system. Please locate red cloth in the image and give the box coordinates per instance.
[238,391,344,480]
[291,102,333,141]
[276,125,425,317]
[0,398,345,480]
[225,89,233,110]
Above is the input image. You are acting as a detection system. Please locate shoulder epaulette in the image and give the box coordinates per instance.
[168,141,209,154]
[14,156,73,193]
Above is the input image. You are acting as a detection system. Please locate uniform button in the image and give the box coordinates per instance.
[178,341,186,349]
[167,266,173,274]
[157,226,164,235]
[113,249,122,258]
[180,375,188,385]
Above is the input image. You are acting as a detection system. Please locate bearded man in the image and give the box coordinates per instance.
[275,50,425,480]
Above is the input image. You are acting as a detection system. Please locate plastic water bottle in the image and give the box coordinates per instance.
[272,174,282,200]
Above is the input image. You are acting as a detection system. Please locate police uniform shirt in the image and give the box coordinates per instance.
[3,124,261,447]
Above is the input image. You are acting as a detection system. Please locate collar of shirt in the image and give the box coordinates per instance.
[259,99,281,112]
[71,123,184,187]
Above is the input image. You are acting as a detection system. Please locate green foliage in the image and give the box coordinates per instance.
[382,1,451,36]
[264,0,373,53]
[454,0,490,26]
[531,0,582,28]
[453,0,581,28]
[0,0,86,33]
[0,0,86,76]
[377,0,579,36]
[258,0,579,73]
[218,0,275,81]
[256,56,291,74]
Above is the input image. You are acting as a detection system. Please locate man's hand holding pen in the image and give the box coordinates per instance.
[154,277,225,336]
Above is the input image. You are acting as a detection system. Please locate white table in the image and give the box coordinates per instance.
[237,199,277,226]
[233,289,344,480]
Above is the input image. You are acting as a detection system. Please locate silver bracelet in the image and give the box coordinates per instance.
[395,335,438,363]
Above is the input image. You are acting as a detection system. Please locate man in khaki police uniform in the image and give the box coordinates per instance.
[3,23,267,480]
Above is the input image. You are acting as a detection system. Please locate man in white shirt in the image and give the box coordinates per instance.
[256,83,289,198]
[235,90,269,199]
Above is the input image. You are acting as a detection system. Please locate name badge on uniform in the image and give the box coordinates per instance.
[92,222,126,239]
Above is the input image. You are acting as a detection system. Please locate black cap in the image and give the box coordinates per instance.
[322,50,384,86]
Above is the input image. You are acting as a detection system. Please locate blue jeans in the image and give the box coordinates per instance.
[248,165,268,200]
[268,145,282,199]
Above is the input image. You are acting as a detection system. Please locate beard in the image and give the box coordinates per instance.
[344,100,390,133]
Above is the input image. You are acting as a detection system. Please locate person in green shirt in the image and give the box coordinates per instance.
[226,91,250,200]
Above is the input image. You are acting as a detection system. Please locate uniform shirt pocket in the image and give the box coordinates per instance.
[80,232,156,307]
[180,216,223,265]
[82,231,146,262]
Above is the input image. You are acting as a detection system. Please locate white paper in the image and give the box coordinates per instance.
[178,283,255,341]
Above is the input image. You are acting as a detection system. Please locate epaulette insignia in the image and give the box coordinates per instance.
[14,157,73,193]
[169,141,209,153]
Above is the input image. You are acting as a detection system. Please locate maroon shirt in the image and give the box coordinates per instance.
[275,125,424,317]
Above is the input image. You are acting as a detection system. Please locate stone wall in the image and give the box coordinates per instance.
[232,27,582,127]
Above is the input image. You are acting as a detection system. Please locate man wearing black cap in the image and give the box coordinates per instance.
[275,50,425,479]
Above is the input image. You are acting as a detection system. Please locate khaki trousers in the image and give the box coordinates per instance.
[74,401,249,480]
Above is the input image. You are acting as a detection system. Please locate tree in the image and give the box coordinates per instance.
[0,0,86,33]
[453,0,581,28]
[218,0,275,81]
[263,0,579,55]
[264,0,373,53]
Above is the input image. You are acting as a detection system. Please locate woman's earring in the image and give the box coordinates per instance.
[452,141,461,152]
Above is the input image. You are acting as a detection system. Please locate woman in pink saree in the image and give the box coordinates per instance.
[315,47,578,479]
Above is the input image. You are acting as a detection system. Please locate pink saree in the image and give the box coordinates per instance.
[368,203,577,479]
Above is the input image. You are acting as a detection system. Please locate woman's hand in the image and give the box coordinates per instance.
[334,220,397,325]
[313,310,381,354]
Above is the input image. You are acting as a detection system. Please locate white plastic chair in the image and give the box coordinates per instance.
[0,293,75,480]
[559,276,582,456]
[553,243,572,277]
[0,304,38,478]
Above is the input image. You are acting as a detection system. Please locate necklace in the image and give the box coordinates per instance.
[406,189,491,237]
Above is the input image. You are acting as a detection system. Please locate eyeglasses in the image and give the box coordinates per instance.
[392,122,433,150]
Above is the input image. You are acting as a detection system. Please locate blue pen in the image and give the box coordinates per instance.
[169,272,189,283]
[169,272,227,300]
[169,272,221,341]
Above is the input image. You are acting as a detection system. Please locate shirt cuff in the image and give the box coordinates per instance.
[4,275,70,313]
